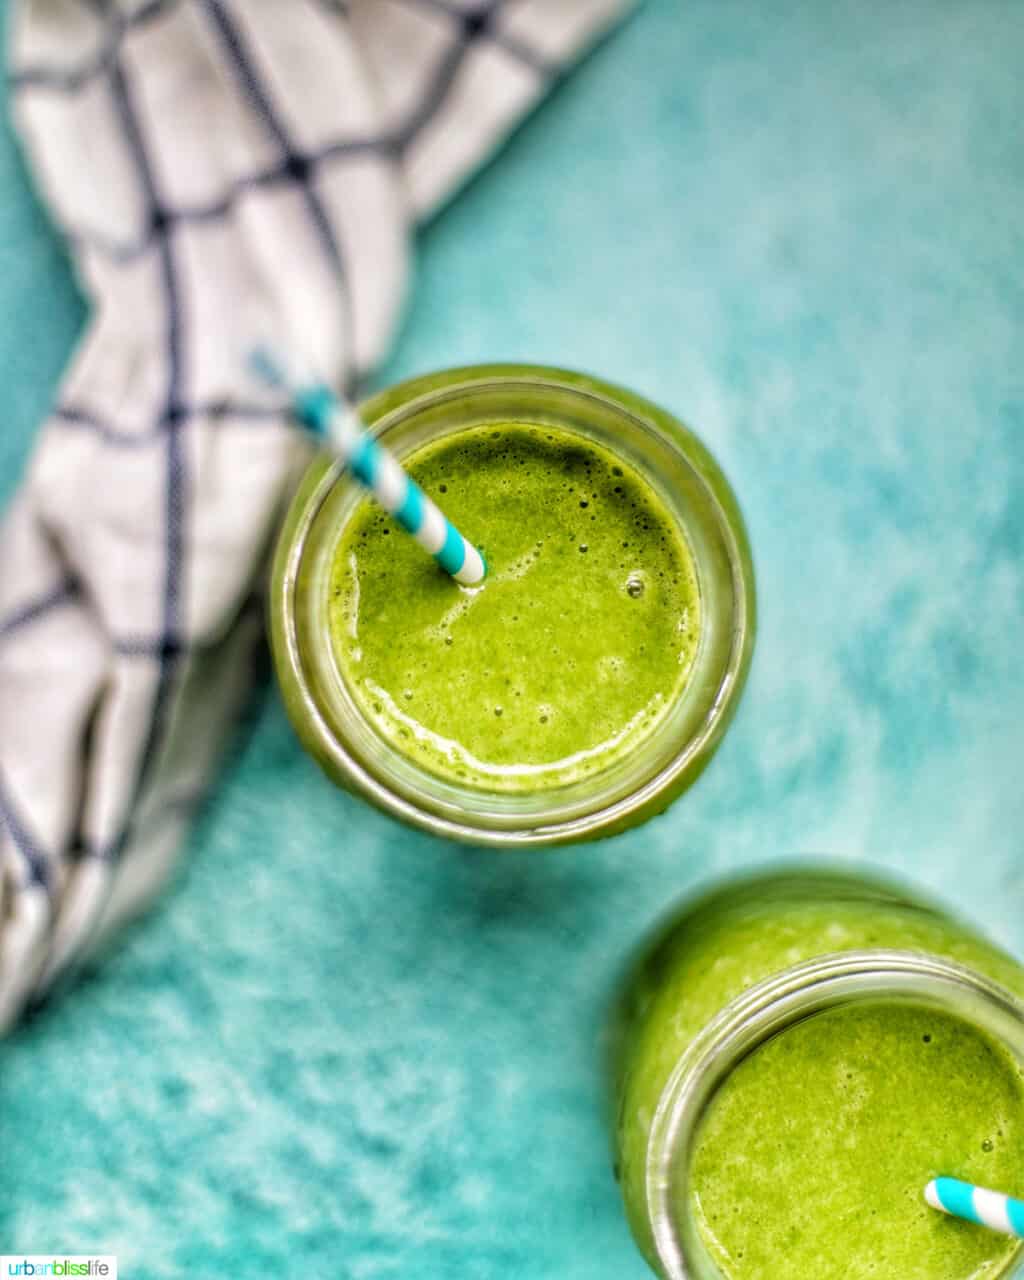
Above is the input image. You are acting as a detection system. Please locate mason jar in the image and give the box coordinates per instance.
[609,869,1024,1279]
[270,364,755,846]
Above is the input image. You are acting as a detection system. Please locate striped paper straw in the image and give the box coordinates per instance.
[925,1178,1024,1238]
[251,349,486,586]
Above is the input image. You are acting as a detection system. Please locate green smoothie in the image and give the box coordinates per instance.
[328,422,700,792]
[692,1002,1024,1279]
[611,872,1024,1279]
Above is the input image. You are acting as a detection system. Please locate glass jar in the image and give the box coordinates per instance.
[609,870,1024,1279]
[270,364,755,846]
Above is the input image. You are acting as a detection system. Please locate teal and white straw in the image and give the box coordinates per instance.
[926,1178,1024,1238]
[251,349,485,586]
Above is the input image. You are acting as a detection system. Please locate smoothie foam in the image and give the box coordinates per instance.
[692,1000,1024,1280]
[328,422,700,792]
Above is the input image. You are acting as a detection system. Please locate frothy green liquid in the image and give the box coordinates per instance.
[611,873,1024,1280]
[328,423,699,791]
[692,1001,1024,1280]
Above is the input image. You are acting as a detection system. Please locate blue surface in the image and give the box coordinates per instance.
[3,2,1024,1275]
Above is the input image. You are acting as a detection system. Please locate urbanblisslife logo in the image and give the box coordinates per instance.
[1,1261,116,1277]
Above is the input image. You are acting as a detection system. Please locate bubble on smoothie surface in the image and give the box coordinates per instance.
[599,655,627,682]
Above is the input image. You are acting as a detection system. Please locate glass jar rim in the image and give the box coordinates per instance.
[646,949,1024,1280]
[270,364,756,846]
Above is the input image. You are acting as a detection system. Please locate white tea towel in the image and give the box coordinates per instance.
[0,0,628,1032]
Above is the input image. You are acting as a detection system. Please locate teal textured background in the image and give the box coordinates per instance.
[3,2,1024,1275]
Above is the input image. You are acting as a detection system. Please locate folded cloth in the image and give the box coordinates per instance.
[0,0,628,1032]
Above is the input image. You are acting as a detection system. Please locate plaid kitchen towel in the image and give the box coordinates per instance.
[0,0,628,1032]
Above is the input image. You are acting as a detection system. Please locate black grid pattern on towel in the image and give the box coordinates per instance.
[1,0,552,879]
